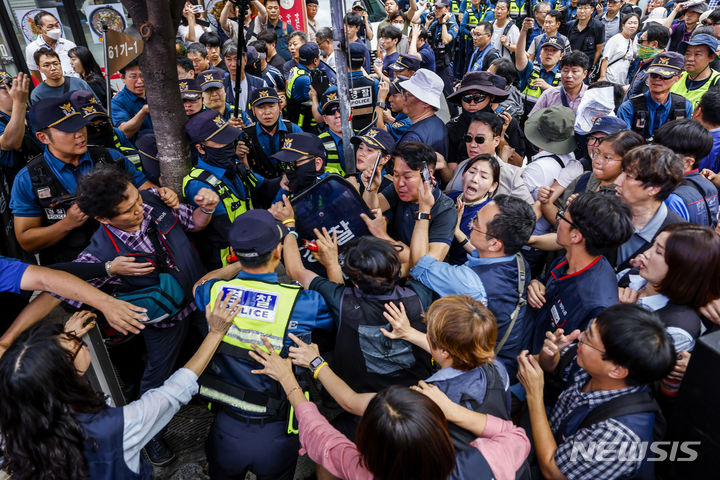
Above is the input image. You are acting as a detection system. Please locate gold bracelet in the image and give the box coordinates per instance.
[286,385,302,398]
[282,218,296,225]
[313,361,328,379]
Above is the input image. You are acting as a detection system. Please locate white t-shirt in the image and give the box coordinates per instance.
[491,21,520,60]
[25,36,78,79]
[602,33,636,85]
[178,24,210,45]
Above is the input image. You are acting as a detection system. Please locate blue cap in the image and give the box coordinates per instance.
[351,127,395,153]
[178,77,201,100]
[229,209,288,256]
[184,109,241,145]
[69,90,106,120]
[588,115,628,135]
[29,94,90,132]
[389,53,421,72]
[646,51,685,78]
[352,0,366,10]
[539,35,567,52]
[299,42,320,65]
[349,42,367,66]
[249,86,280,108]
[271,132,326,163]
[679,33,719,59]
[320,86,340,115]
[0,70,12,88]
[197,69,225,91]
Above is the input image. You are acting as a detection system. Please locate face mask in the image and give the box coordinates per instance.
[286,160,318,193]
[637,44,662,61]
[86,120,114,146]
[203,144,238,170]
[46,28,62,40]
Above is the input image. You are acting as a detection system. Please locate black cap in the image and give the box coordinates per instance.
[271,132,326,163]
[352,0,366,10]
[299,42,320,65]
[0,71,12,88]
[351,127,395,153]
[539,35,567,51]
[246,45,266,65]
[229,209,288,257]
[178,77,202,100]
[389,76,407,95]
[389,54,421,72]
[184,109,241,145]
[29,94,89,132]
[320,87,340,115]
[197,69,225,91]
[349,42,367,66]
[70,90,107,120]
[306,0,319,4]
[249,86,280,108]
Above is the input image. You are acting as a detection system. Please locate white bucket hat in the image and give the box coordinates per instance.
[399,68,444,110]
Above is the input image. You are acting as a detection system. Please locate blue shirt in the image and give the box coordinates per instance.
[446,191,491,265]
[398,114,449,160]
[194,270,334,416]
[383,51,399,81]
[111,87,153,137]
[255,119,303,162]
[10,147,149,217]
[325,129,345,170]
[29,77,97,104]
[183,159,264,216]
[410,254,488,302]
[266,20,295,61]
[418,42,436,72]
[518,61,560,91]
[289,65,312,103]
[699,127,720,173]
[617,91,693,138]
[0,256,28,294]
[530,256,619,353]
[386,112,412,140]
[0,111,39,168]
[617,202,669,265]
[459,6,495,37]
[353,40,373,73]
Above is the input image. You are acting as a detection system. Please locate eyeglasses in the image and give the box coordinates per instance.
[464,134,488,144]
[649,73,672,80]
[591,150,620,164]
[40,61,61,69]
[556,209,577,228]
[462,93,488,104]
[471,31,490,37]
[586,135,605,147]
[469,215,496,237]
[280,155,314,172]
[578,330,605,354]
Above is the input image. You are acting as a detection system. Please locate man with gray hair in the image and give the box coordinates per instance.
[315,27,336,71]
[221,40,266,109]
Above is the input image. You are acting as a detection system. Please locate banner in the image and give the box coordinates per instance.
[84,4,128,44]
[105,29,143,75]
[14,7,64,45]
[291,175,372,274]
[279,0,308,33]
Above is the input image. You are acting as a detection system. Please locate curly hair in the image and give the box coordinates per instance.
[342,236,401,294]
[0,324,107,480]
[75,166,133,219]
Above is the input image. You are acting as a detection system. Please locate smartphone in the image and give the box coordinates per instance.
[421,162,434,191]
[191,4,204,14]
[366,151,382,190]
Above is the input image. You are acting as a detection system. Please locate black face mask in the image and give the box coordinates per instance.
[286,160,318,194]
[87,120,114,147]
[203,144,238,171]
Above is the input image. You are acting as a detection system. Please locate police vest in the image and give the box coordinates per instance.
[509,0,523,18]
[451,0,464,13]
[334,285,433,393]
[182,166,257,264]
[348,73,378,132]
[76,408,152,480]
[629,93,687,140]
[286,67,316,130]
[84,190,207,296]
[318,131,345,176]
[523,65,562,100]
[198,278,301,414]
[110,131,143,172]
[27,147,123,264]
[670,69,720,108]
[244,120,295,179]
[673,171,719,226]
[431,362,511,450]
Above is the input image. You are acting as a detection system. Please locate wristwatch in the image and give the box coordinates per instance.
[415,212,431,221]
[309,355,325,372]
[376,101,386,109]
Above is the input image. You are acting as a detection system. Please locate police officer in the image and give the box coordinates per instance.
[286,42,322,134]
[9,95,165,264]
[375,77,413,141]
[317,87,346,176]
[425,0,460,95]
[670,34,720,109]
[198,68,250,127]
[516,24,564,116]
[69,90,142,172]
[347,42,379,132]
[178,77,203,117]
[617,52,693,140]
[183,110,278,268]
[193,208,334,480]
[240,86,303,181]
[273,132,331,200]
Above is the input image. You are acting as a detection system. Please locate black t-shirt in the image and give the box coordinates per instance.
[380,183,457,247]
[566,18,605,65]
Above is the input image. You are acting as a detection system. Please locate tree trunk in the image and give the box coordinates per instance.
[120,0,189,194]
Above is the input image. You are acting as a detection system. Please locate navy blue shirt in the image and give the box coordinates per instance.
[10,147,149,217]
[0,111,39,168]
[111,87,153,137]
[397,114,449,160]
[418,42,436,72]
[254,119,303,164]
[383,51,399,81]
[530,256,618,353]
[0,256,28,294]
[386,112,412,140]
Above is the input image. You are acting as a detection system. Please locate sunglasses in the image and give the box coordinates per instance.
[280,156,314,172]
[649,73,672,80]
[462,93,488,104]
[464,134,487,144]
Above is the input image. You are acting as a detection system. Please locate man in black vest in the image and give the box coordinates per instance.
[71,166,218,465]
[9,95,170,265]
[346,42,379,132]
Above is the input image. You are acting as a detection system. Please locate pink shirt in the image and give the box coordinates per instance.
[296,402,530,480]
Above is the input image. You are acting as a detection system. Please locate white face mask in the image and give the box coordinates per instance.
[46,28,62,40]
